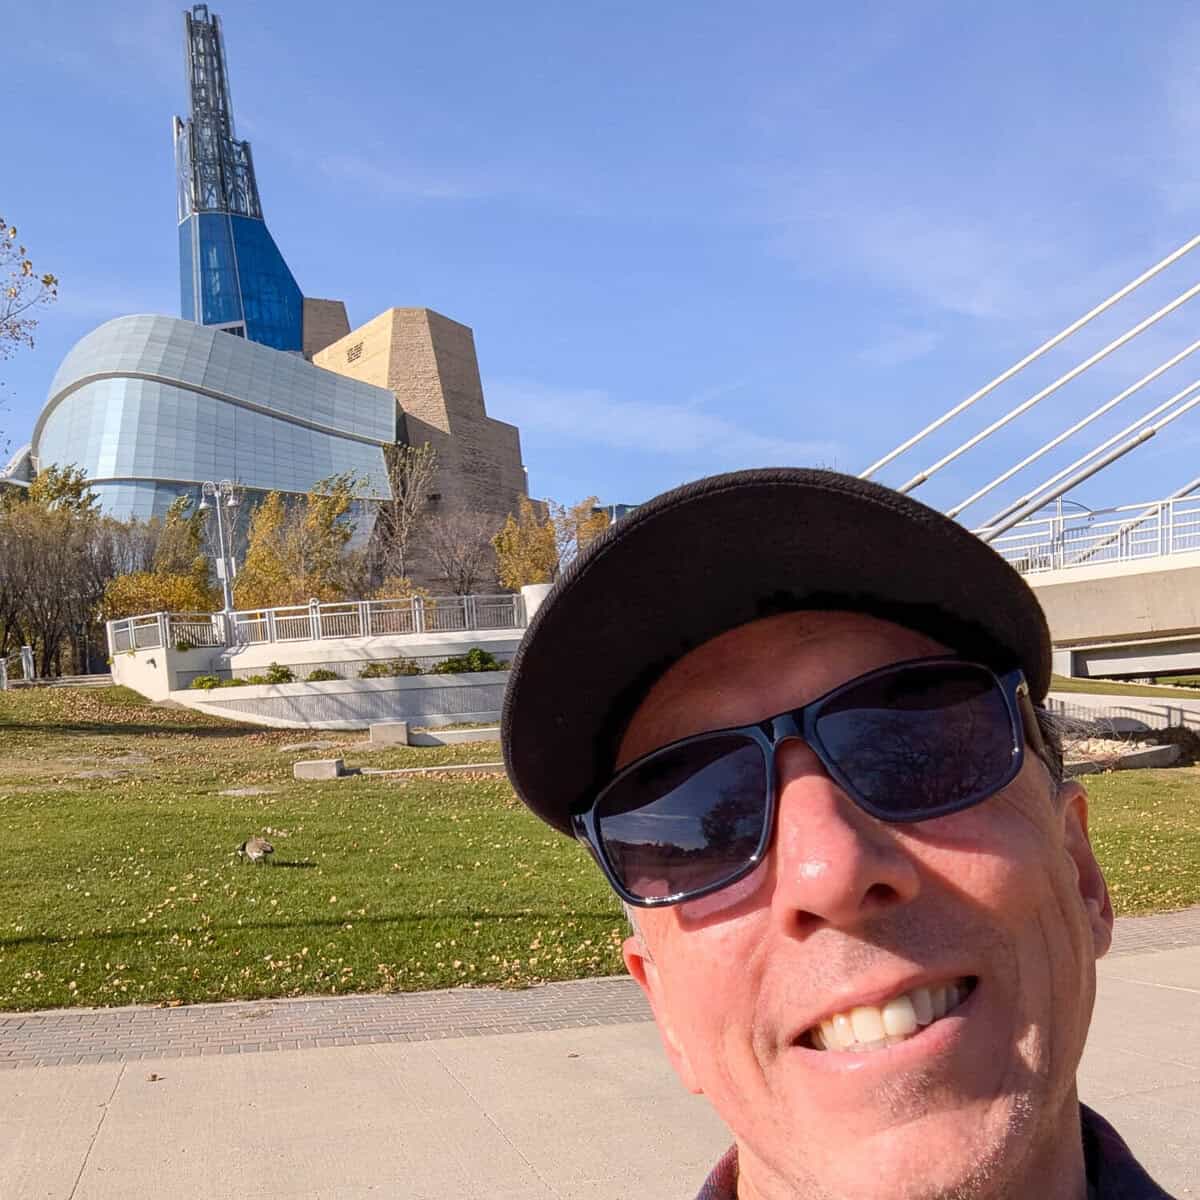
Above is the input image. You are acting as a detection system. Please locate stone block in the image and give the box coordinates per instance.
[293,758,345,781]
[370,721,410,746]
[1116,743,1182,769]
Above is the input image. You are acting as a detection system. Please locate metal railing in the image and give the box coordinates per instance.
[0,646,37,690]
[106,592,527,655]
[986,495,1200,574]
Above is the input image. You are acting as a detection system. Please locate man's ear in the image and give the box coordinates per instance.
[1059,780,1114,959]
[622,935,704,1095]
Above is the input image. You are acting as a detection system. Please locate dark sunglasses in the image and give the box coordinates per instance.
[573,657,1047,908]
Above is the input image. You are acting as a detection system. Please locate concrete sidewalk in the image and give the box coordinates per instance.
[2,910,1197,1199]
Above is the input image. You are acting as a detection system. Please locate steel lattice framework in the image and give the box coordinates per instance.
[173,4,262,221]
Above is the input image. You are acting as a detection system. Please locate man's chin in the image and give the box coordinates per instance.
[746,1096,1036,1200]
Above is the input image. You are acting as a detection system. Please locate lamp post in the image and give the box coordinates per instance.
[197,480,241,614]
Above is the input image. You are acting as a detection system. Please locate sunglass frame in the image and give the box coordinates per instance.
[573,657,1036,908]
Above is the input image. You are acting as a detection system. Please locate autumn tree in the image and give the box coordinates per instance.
[295,474,361,597]
[100,497,218,619]
[233,476,362,607]
[551,496,608,570]
[152,496,208,576]
[101,572,218,621]
[492,496,608,590]
[0,469,111,674]
[1,216,58,447]
[368,441,438,586]
[492,497,557,590]
[0,217,58,355]
[427,509,500,594]
[1,463,98,516]
[233,492,289,608]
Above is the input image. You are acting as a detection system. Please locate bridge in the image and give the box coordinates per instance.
[860,233,1200,680]
[989,497,1200,678]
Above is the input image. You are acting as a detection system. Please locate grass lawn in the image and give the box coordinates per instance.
[1051,675,1200,699]
[1,686,1196,1012]
[0,687,623,1012]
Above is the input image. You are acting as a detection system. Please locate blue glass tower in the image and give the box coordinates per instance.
[173,5,303,352]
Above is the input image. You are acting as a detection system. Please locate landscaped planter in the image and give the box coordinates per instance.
[170,670,511,731]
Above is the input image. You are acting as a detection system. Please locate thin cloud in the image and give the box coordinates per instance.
[487,379,841,466]
[858,327,943,368]
[317,154,491,202]
[50,279,177,322]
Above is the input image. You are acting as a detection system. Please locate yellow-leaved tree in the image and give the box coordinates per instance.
[102,572,219,620]
[492,496,609,590]
[100,497,218,618]
[234,476,361,608]
[232,492,292,608]
[492,497,558,590]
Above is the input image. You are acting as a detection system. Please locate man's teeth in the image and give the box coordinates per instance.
[809,980,973,1052]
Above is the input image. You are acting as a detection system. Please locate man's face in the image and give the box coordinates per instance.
[618,611,1113,1200]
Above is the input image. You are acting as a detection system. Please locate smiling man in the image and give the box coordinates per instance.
[501,468,1175,1200]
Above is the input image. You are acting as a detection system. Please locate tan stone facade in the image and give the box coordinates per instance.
[313,307,529,587]
[301,297,352,360]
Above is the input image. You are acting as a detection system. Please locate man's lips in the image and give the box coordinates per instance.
[795,975,979,1053]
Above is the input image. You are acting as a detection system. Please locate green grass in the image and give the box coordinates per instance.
[0,687,1195,1012]
[1086,768,1200,914]
[0,687,622,1011]
[1051,674,1200,699]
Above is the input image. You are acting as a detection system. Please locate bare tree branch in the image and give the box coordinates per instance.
[370,442,438,585]
[427,509,500,594]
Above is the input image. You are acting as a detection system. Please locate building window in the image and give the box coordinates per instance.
[346,342,363,363]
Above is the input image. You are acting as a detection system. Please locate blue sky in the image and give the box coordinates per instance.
[7,0,1200,524]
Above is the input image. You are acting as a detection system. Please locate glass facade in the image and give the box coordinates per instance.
[229,215,303,349]
[174,7,304,352]
[178,213,303,350]
[35,315,396,524]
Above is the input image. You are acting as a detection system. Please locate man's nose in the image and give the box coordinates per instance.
[767,740,922,933]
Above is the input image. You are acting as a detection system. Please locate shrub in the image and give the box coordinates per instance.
[189,675,223,690]
[174,638,195,653]
[306,668,339,682]
[359,657,422,679]
[241,674,270,686]
[429,648,506,675]
[264,662,295,684]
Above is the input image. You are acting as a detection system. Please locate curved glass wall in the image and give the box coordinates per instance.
[35,314,396,524]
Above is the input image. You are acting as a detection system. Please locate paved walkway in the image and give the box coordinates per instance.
[1,909,1197,1199]
[2,906,1196,1070]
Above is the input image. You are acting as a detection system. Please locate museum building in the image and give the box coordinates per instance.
[14,4,528,546]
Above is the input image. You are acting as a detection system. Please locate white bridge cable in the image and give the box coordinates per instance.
[945,337,1200,518]
[895,281,1200,495]
[977,387,1200,541]
[858,233,1200,482]
[977,374,1200,530]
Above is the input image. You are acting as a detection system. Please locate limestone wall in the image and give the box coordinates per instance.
[302,297,352,360]
[313,306,530,587]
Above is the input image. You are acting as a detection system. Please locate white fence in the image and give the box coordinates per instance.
[987,495,1200,574]
[107,593,527,655]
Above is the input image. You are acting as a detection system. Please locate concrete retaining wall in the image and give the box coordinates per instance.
[1047,689,1200,731]
[113,628,522,700]
[170,670,509,730]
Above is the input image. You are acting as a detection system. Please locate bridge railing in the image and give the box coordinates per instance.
[987,495,1200,573]
[106,592,528,655]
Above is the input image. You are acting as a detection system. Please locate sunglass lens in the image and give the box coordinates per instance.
[595,735,768,901]
[814,664,1018,818]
